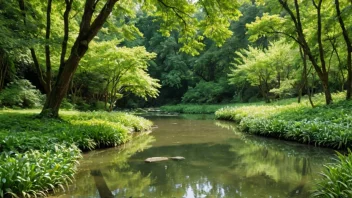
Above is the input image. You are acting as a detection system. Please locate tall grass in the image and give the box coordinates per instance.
[0,110,153,197]
[312,150,352,197]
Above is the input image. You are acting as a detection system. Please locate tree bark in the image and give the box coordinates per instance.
[40,0,119,118]
[60,0,73,68]
[45,0,53,95]
[0,50,9,91]
[30,48,49,93]
[335,0,352,99]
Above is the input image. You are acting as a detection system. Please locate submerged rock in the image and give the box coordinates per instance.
[144,156,185,163]
[170,156,185,161]
[145,157,169,163]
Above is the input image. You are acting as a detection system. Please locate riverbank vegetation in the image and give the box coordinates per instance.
[0,110,152,197]
[215,93,352,197]
[1,0,352,197]
[215,92,352,149]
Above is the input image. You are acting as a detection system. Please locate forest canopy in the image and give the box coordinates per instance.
[0,0,351,115]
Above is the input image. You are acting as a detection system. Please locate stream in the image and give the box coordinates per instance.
[52,114,335,198]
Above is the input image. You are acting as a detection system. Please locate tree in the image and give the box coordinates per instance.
[334,0,352,99]
[12,0,241,118]
[229,41,299,102]
[82,41,160,111]
[247,0,336,105]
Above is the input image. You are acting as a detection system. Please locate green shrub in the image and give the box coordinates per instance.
[312,151,352,197]
[0,144,81,198]
[0,109,153,197]
[60,98,75,110]
[215,93,352,149]
[182,81,225,104]
[0,79,43,108]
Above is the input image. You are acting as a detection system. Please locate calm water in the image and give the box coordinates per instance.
[52,115,335,198]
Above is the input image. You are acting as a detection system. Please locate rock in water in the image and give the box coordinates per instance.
[170,156,185,161]
[145,157,169,163]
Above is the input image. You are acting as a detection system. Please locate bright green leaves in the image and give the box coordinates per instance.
[81,40,160,106]
[229,41,299,98]
[198,0,241,46]
[246,13,287,42]
[138,0,241,55]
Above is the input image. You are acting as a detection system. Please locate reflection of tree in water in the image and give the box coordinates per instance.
[215,121,332,197]
[53,134,155,198]
[53,121,333,198]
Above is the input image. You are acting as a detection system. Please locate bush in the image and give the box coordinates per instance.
[60,98,75,110]
[0,144,81,198]
[182,81,225,104]
[0,79,43,108]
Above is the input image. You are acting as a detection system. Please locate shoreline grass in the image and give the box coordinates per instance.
[160,103,263,114]
[214,92,352,197]
[215,93,352,149]
[0,110,152,197]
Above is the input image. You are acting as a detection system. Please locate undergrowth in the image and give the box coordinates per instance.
[0,110,152,197]
[215,92,352,197]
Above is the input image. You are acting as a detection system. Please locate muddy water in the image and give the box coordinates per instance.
[52,115,335,198]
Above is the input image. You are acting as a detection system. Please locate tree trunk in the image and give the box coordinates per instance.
[0,50,8,91]
[45,0,53,95]
[278,0,333,105]
[40,0,119,118]
[335,0,352,99]
[297,88,302,103]
[346,52,352,99]
[321,73,333,105]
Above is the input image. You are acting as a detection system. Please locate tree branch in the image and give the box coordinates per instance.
[60,0,74,67]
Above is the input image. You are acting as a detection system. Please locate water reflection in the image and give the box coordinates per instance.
[52,117,334,198]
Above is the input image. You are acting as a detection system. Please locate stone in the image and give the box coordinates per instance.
[169,156,185,161]
[145,157,169,163]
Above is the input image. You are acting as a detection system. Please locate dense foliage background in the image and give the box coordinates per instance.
[0,0,351,110]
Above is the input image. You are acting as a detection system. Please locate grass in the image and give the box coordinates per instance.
[215,92,352,149]
[312,150,352,197]
[214,92,352,197]
[0,109,153,197]
[160,103,262,114]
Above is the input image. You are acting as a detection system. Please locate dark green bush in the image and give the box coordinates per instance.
[182,81,225,103]
[0,79,43,108]
[60,98,75,110]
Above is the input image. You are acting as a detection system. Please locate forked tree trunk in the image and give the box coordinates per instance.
[40,0,119,118]
[278,0,333,105]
